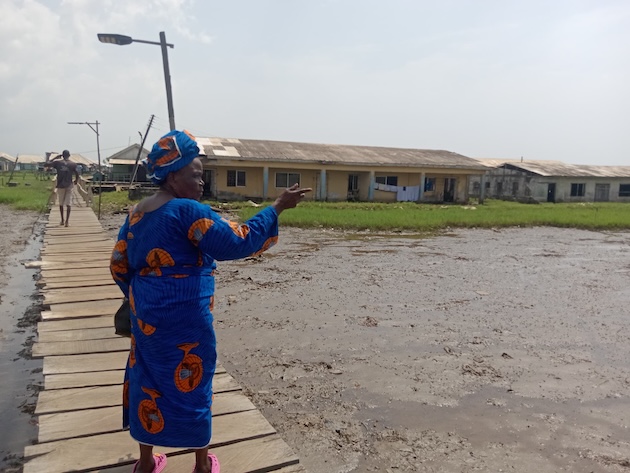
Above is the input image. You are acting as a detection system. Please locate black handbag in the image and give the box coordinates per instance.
[114,298,131,337]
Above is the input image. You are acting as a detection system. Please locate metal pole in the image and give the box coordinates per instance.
[159,31,176,130]
[68,121,102,219]
[130,115,155,186]
[95,120,102,220]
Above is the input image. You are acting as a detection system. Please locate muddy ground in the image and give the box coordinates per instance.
[5,204,630,472]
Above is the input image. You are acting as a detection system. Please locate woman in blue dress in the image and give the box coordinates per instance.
[110,130,310,473]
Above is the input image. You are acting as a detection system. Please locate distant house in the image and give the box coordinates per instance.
[105,144,150,182]
[46,152,95,172]
[197,137,487,202]
[470,159,630,203]
[14,154,44,171]
[0,152,15,172]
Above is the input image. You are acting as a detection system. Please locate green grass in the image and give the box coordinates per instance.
[0,171,54,211]
[88,189,630,231]
[239,200,630,231]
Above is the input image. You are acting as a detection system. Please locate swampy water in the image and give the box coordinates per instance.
[0,219,44,472]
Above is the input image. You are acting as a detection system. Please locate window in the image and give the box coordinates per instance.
[570,183,585,197]
[275,172,300,188]
[424,177,436,192]
[375,175,398,186]
[512,182,519,195]
[227,170,246,187]
[620,184,630,197]
[472,182,480,192]
[485,182,491,189]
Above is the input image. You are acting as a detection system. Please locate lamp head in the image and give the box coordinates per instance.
[97,33,133,46]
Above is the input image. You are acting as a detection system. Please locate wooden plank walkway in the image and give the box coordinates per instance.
[24,191,304,473]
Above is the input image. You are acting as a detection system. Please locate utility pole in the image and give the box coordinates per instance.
[130,115,155,187]
[68,120,102,219]
[7,154,19,185]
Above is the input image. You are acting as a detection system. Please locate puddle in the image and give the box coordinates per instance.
[0,217,44,472]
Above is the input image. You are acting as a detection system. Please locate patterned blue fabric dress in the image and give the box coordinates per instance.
[110,199,278,448]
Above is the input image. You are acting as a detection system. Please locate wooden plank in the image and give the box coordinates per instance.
[41,245,115,255]
[43,234,112,244]
[24,411,279,473]
[38,391,256,443]
[45,370,124,390]
[38,316,113,333]
[39,278,117,290]
[42,351,226,376]
[36,384,121,414]
[41,299,123,319]
[36,372,239,414]
[43,284,119,296]
[40,267,112,279]
[28,255,110,267]
[38,273,115,284]
[37,254,111,264]
[37,260,113,271]
[32,337,130,357]
[93,436,301,473]
[38,327,119,343]
[44,229,107,237]
[43,285,122,304]
[45,364,228,389]
[43,352,129,374]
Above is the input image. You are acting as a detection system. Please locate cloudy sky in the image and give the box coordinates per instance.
[1,0,628,165]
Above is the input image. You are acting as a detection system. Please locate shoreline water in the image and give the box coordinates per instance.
[0,211,44,472]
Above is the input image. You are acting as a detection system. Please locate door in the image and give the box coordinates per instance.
[202,170,214,198]
[547,183,556,203]
[347,174,359,201]
[444,178,456,202]
[594,183,609,202]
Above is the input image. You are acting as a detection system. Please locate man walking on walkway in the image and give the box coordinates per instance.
[45,150,79,227]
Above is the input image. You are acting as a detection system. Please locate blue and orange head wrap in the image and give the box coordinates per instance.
[144,130,202,184]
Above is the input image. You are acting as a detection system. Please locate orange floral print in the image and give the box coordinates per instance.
[174,342,203,393]
[138,387,165,434]
[139,248,175,276]
[188,218,214,246]
[249,236,278,257]
[227,220,250,239]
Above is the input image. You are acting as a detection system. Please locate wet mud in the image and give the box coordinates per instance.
[213,226,630,473]
[0,208,44,472]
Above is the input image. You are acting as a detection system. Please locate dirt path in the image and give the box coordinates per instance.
[6,205,630,472]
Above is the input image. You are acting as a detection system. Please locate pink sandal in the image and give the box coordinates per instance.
[193,453,220,473]
[132,453,167,473]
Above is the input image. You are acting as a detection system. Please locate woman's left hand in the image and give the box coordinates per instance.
[272,184,312,214]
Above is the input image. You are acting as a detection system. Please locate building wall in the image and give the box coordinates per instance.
[214,166,320,201]
[532,177,630,203]
[208,161,482,203]
[470,167,630,203]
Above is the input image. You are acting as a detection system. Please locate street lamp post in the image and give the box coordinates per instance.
[68,120,103,219]
[97,32,176,130]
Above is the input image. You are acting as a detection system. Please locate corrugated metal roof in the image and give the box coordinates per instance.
[106,144,149,162]
[108,158,140,165]
[475,158,566,168]
[197,137,486,170]
[16,154,44,164]
[504,161,630,178]
[48,153,95,166]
